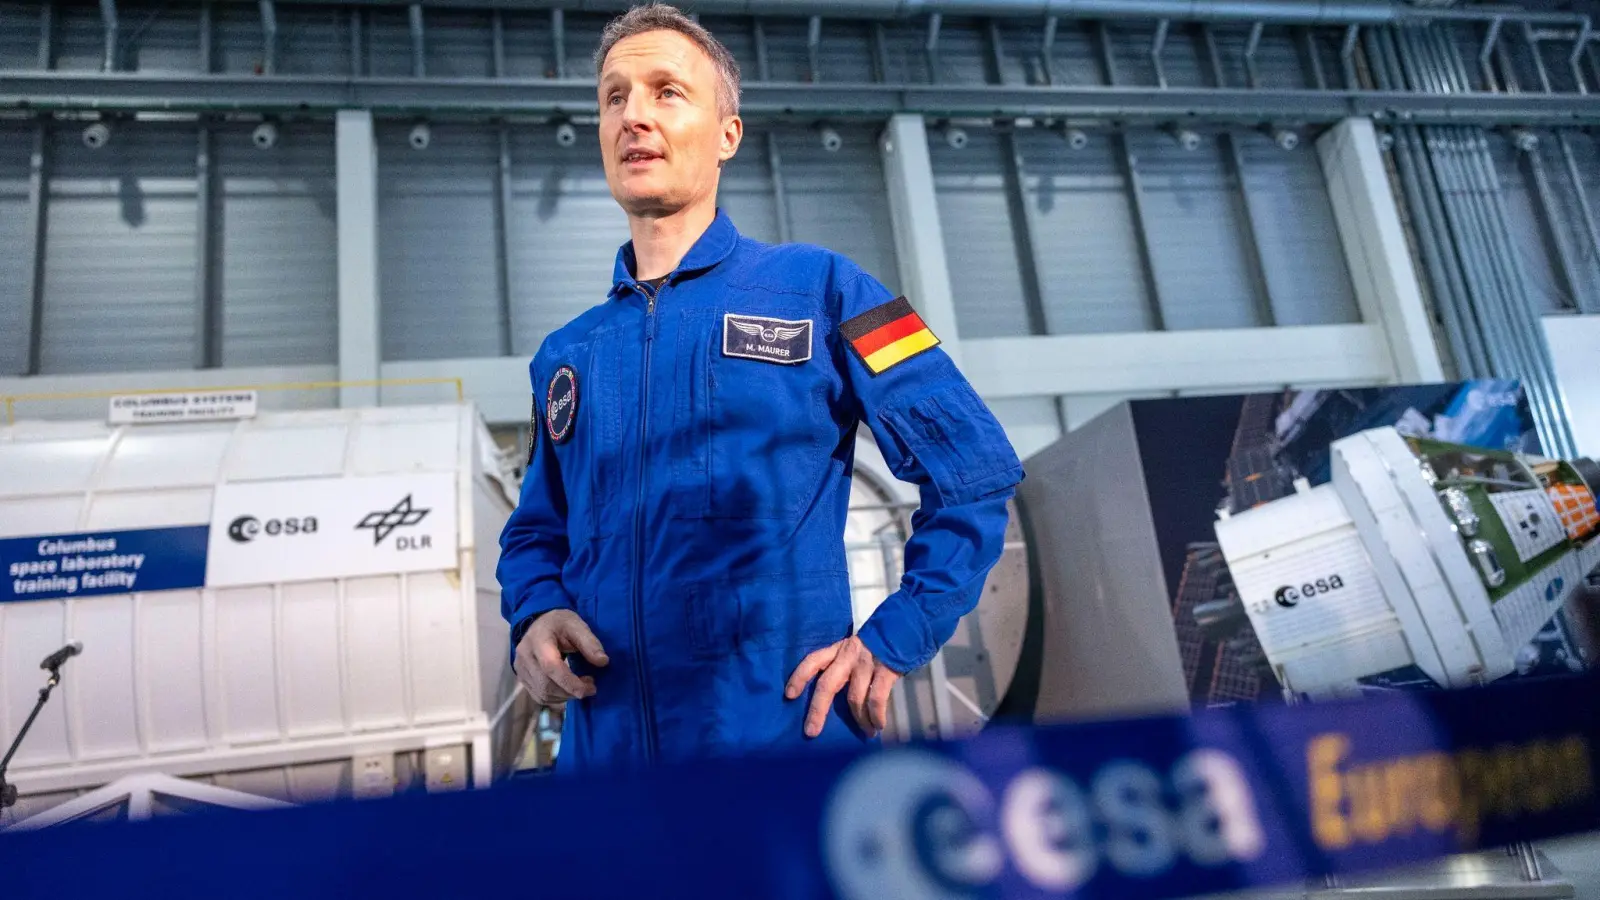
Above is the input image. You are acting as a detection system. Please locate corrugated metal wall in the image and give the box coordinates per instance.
[216,121,339,367]
[41,122,199,374]
[0,3,1493,378]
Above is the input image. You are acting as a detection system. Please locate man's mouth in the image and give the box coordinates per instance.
[622,149,663,164]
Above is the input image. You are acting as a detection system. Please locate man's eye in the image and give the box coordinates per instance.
[607,93,623,106]
[661,87,680,99]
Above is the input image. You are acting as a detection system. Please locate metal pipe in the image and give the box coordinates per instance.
[1557,132,1600,312]
[1202,23,1224,87]
[1523,138,1587,313]
[551,7,565,79]
[1225,132,1276,325]
[766,132,792,244]
[495,125,515,356]
[871,21,889,82]
[1151,19,1169,89]
[925,12,942,83]
[1001,130,1050,336]
[1370,28,1485,375]
[1340,23,1360,89]
[1480,16,1502,92]
[1525,22,1553,94]
[986,18,1007,84]
[38,2,53,70]
[259,0,277,75]
[410,3,425,78]
[1040,15,1058,85]
[752,18,771,82]
[1301,26,1327,90]
[1095,19,1118,86]
[22,122,49,376]
[1494,38,1521,93]
[350,7,362,77]
[807,15,822,83]
[491,9,505,78]
[1570,20,1590,94]
[195,122,220,369]
[1243,20,1264,88]
[199,2,212,73]
[100,0,117,72]
[1464,128,1579,454]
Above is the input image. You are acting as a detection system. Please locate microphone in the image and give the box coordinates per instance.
[40,641,82,671]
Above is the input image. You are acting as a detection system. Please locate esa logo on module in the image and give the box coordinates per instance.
[228,515,319,543]
[1274,575,1345,608]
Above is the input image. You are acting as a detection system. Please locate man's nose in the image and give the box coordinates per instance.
[621,90,654,131]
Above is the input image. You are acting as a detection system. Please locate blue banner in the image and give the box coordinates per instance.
[0,526,209,603]
[3,670,1598,899]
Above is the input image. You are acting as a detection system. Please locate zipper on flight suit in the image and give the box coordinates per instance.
[632,281,661,764]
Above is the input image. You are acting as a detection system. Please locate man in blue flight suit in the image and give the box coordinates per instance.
[498,4,1023,771]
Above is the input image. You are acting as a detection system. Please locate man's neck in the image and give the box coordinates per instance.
[629,201,716,283]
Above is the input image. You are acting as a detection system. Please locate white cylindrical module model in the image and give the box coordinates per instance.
[1214,426,1600,699]
[0,404,524,823]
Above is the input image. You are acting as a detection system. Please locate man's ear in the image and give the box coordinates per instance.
[719,115,744,164]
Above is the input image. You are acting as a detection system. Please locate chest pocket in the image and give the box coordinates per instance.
[671,305,835,520]
[546,335,626,542]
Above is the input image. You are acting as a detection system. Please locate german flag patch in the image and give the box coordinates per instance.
[841,297,940,376]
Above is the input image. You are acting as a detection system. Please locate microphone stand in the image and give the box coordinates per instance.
[0,664,65,812]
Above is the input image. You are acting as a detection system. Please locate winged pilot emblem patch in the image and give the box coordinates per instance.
[722,313,813,365]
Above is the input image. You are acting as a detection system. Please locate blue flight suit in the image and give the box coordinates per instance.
[498,210,1022,772]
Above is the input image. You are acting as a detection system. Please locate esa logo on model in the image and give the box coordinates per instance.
[227,515,318,544]
[1273,574,1345,608]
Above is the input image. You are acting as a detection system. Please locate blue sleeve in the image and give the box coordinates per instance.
[497,352,578,665]
[831,264,1024,674]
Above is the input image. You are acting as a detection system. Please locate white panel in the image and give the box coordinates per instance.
[280,581,345,736]
[344,576,408,729]
[0,437,109,498]
[1316,119,1444,384]
[349,420,458,474]
[206,473,457,587]
[406,572,466,723]
[215,585,281,743]
[101,427,232,490]
[1,600,71,766]
[68,594,140,759]
[962,324,1392,400]
[225,424,349,482]
[85,488,213,529]
[1544,314,1600,458]
[0,497,84,537]
[138,590,208,753]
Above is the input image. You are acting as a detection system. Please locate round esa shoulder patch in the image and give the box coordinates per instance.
[545,365,578,444]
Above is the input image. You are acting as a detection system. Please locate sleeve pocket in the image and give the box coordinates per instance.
[881,382,1022,506]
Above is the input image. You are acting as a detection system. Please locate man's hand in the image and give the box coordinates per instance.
[786,635,901,739]
[514,609,609,707]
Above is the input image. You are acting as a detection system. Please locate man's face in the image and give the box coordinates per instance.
[598,29,742,218]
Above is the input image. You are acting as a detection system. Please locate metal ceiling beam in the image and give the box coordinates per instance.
[10,71,1600,125]
[190,0,1590,28]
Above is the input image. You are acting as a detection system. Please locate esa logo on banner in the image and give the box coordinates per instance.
[206,473,457,588]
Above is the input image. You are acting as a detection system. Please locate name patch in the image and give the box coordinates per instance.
[723,314,813,366]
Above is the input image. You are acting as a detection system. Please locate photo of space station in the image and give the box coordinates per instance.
[1154,382,1600,705]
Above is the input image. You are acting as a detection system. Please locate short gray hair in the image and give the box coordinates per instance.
[594,4,741,117]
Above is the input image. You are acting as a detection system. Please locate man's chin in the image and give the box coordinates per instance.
[616,191,687,219]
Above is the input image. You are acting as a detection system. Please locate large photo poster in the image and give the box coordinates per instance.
[1132,380,1599,706]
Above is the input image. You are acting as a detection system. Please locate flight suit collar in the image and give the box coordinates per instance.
[609,208,740,298]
